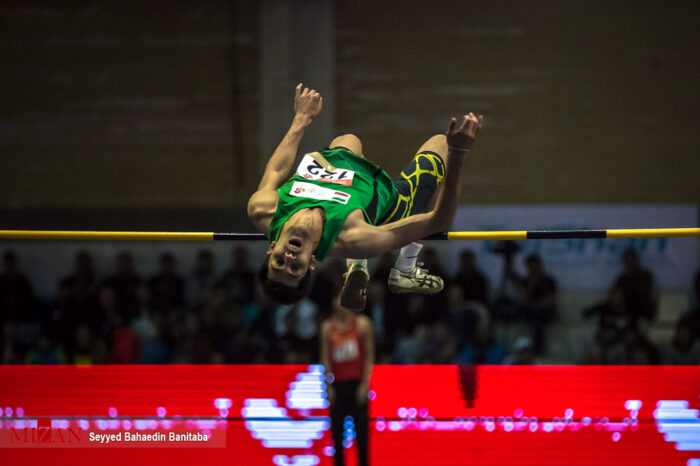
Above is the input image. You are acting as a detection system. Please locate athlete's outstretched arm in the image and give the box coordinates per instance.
[256,83,322,192]
[337,211,443,258]
[247,84,323,233]
[430,112,484,231]
[335,113,483,258]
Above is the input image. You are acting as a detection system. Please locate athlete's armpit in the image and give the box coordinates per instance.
[246,190,279,234]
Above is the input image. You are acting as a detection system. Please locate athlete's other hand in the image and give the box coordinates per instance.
[446,113,483,152]
[294,83,323,119]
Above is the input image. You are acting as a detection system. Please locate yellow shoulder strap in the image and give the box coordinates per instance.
[307,151,336,172]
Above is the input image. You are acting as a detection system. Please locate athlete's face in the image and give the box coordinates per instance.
[266,238,315,287]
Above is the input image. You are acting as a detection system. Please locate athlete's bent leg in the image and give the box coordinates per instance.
[387,134,447,294]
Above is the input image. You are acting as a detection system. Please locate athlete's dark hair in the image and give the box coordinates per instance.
[257,256,312,304]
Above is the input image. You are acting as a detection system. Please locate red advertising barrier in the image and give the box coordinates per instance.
[0,365,698,465]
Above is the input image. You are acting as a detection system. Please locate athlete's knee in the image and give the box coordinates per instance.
[333,133,362,144]
[417,134,447,158]
[330,134,363,156]
[426,134,447,150]
[334,133,360,141]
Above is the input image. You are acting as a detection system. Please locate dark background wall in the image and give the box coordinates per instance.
[0,1,259,230]
[0,0,697,230]
[336,0,700,204]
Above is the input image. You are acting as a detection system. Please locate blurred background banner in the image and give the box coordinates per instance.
[450,204,698,290]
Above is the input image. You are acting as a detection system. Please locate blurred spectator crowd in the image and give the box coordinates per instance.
[1,246,699,366]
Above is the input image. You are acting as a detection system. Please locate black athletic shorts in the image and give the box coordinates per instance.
[379,150,445,224]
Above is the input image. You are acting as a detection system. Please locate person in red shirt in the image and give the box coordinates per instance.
[320,262,375,466]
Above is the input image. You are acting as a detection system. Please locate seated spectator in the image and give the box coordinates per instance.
[216,246,255,306]
[60,249,96,315]
[47,281,82,346]
[274,298,319,341]
[587,323,627,364]
[110,325,140,364]
[147,252,185,313]
[170,313,214,364]
[402,294,431,336]
[196,284,245,361]
[502,336,540,365]
[102,251,142,324]
[49,251,98,351]
[453,249,489,305]
[511,254,558,355]
[24,329,66,364]
[614,248,657,323]
[277,308,312,364]
[580,341,606,365]
[421,247,448,322]
[244,281,277,338]
[130,284,158,341]
[309,258,345,313]
[456,320,505,365]
[393,325,425,364]
[137,311,170,364]
[661,316,700,365]
[372,252,408,350]
[588,324,659,365]
[447,286,482,349]
[365,281,386,340]
[1,321,25,364]
[624,326,660,365]
[0,250,35,323]
[362,278,390,362]
[583,286,635,334]
[237,280,278,364]
[188,249,216,307]
[71,324,108,365]
[417,322,456,364]
[680,270,700,341]
[90,286,123,341]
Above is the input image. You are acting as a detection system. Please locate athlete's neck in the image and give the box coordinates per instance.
[333,308,354,325]
[282,207,325,244]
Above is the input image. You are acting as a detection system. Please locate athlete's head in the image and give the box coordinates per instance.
[258,234,316,304]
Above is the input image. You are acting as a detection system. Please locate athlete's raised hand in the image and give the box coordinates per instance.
[294,83,323,120]
[446,113,484,153]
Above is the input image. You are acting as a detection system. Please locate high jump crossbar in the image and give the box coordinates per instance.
[0,228,698,242]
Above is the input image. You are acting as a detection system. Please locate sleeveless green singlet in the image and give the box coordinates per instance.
[268,148,397,260]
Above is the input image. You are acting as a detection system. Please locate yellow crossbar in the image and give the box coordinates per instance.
[0,228,698,242]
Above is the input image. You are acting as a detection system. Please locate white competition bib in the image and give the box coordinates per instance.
[296,154,355,186]
[288,181,351,205]
[333,340,359,362]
